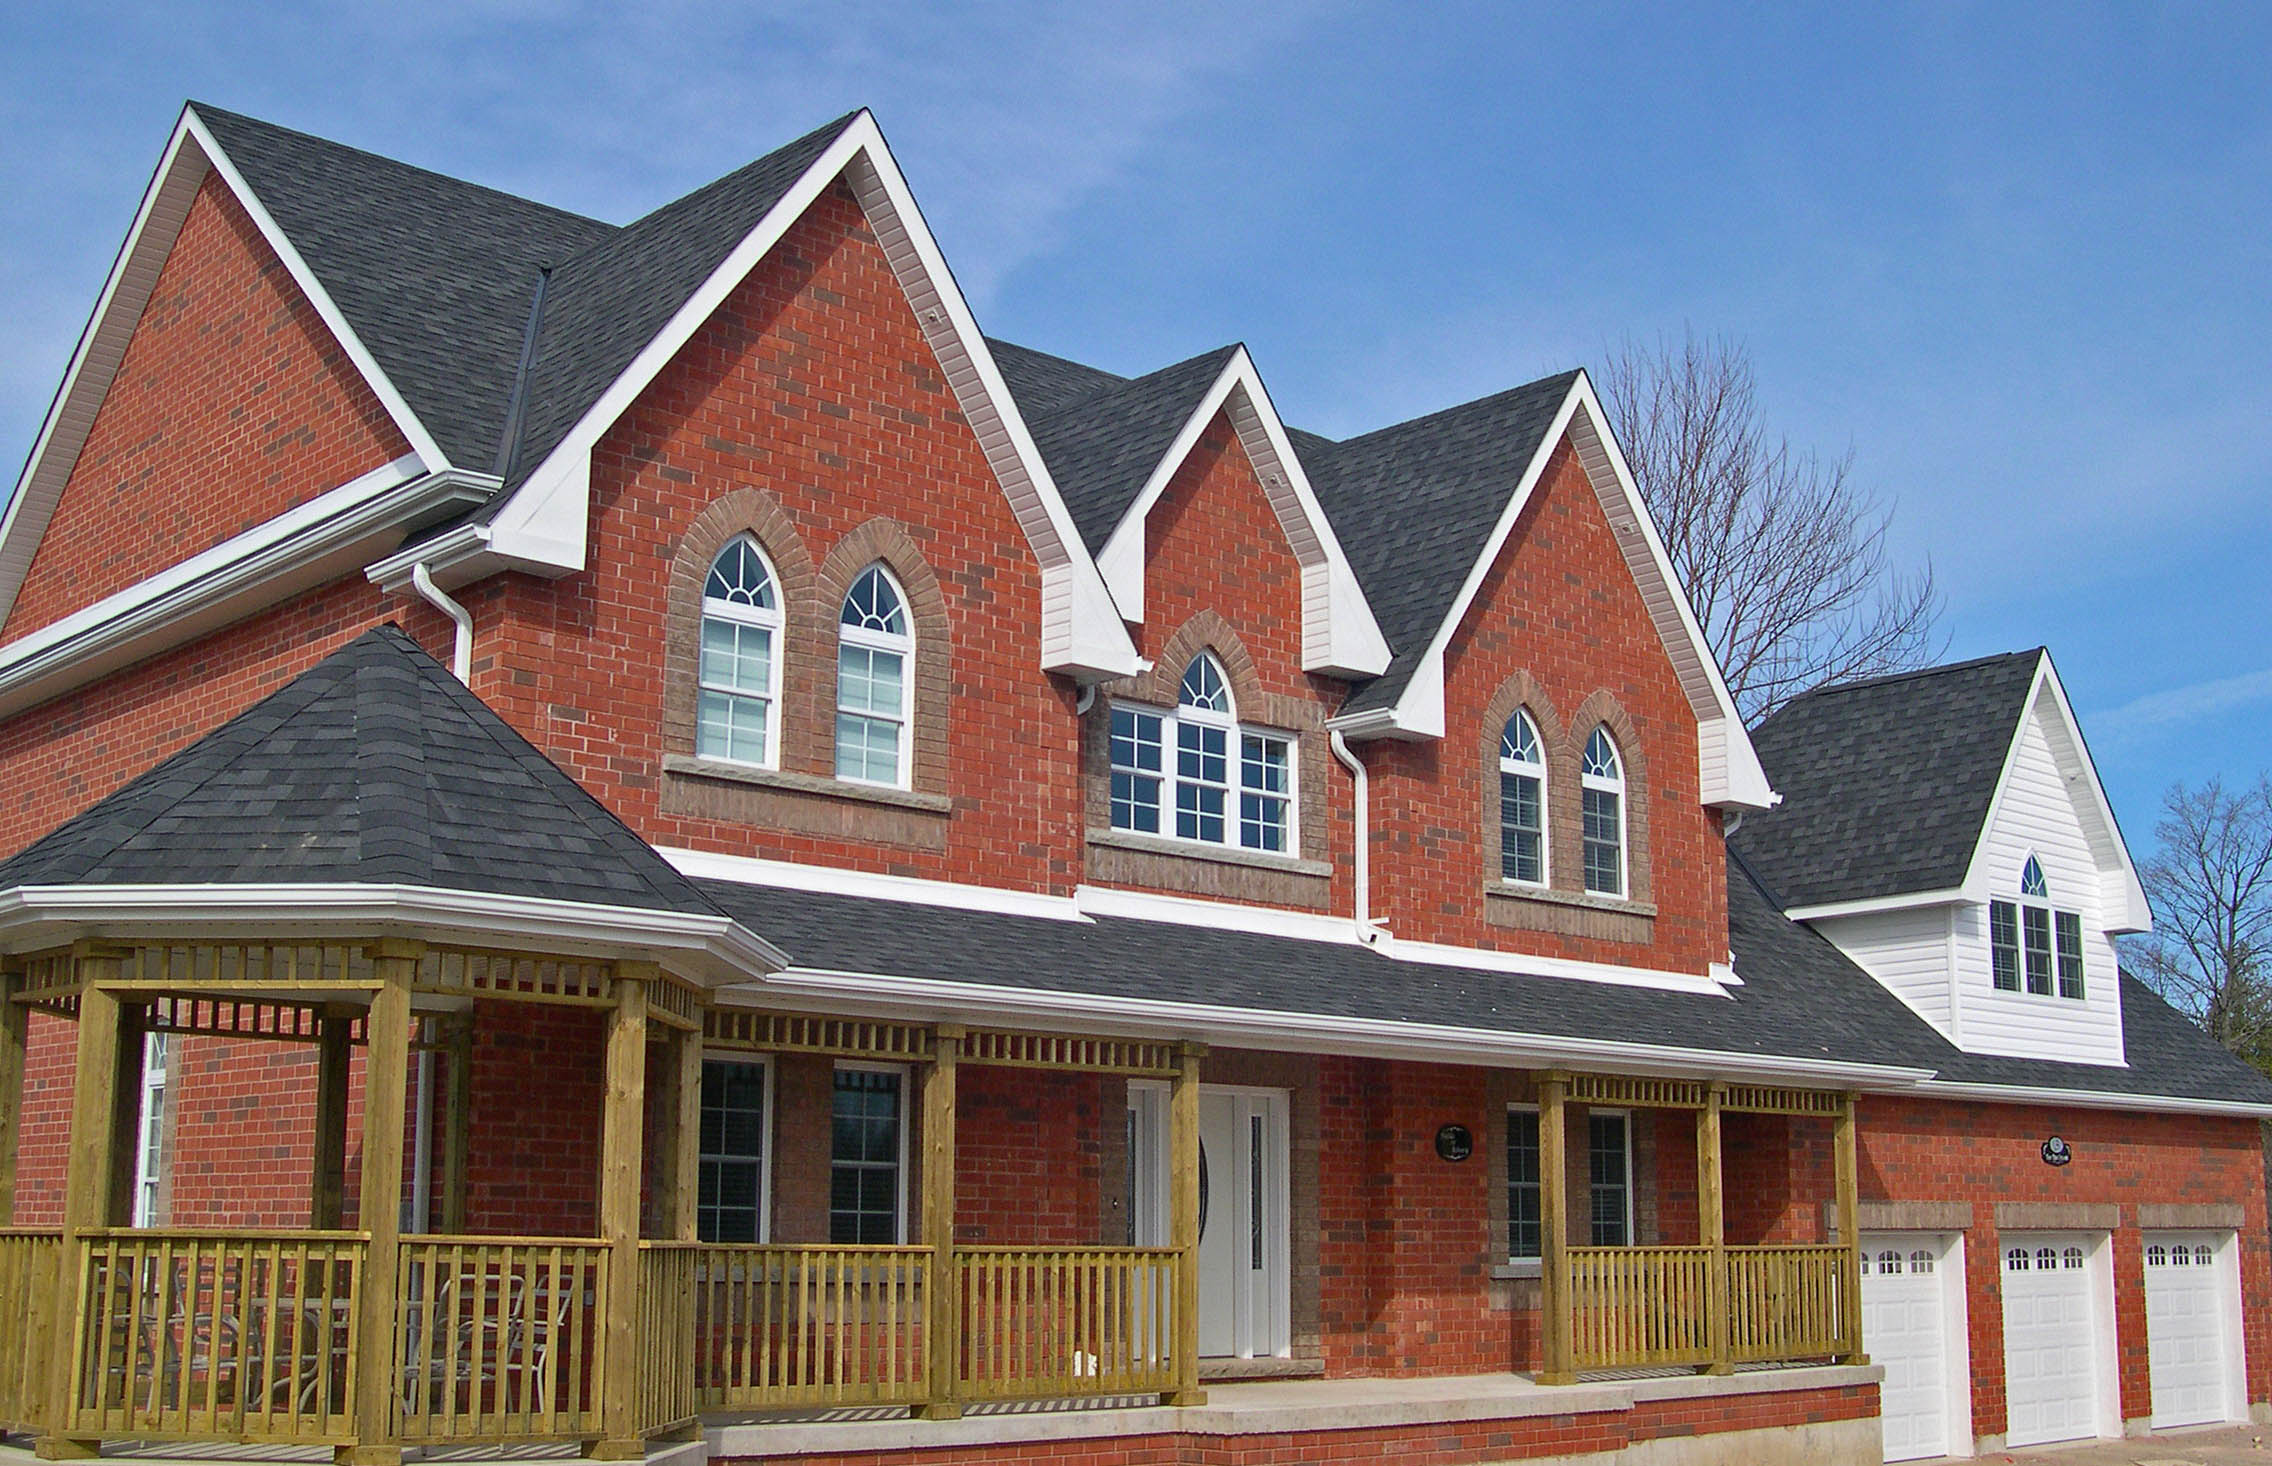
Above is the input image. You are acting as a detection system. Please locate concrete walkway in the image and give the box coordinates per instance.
[1948,1423,2271,1464]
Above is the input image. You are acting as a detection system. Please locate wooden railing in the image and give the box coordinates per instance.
[392,1236,609,1443]
[68,1228,365,1442]
[1564,1243,1852,1372]
[1567,1245,1713,1368]
[636,1243,699,1433]
[1726,1244,1849,1362]
[685,1244,930,1409]
[0,1230,63,1431]
[956,1246,1178,1400]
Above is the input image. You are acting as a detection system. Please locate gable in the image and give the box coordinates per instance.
[4,171,411,644]
[1970,679,2143,928]
[1138,408,1308,687]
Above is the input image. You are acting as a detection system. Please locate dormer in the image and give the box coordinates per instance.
[1734,649,2147,1066]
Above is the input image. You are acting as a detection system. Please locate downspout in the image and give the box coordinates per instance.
[410,562,472,682]
[1328,729,1384,945]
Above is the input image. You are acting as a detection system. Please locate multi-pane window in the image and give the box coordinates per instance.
[1507,1107,1541,1260]
[698,1059,769,1243]
[1580,727,1625,897]
[830,1067,904,1244]
[1991,855,2085,1000]
[697,537,782,766]
[837,566,911,786]
[133,1033,168,1227]
[1108,654,1293,854]
[1588,1112,1630,1245]
[1499,711,1546,885]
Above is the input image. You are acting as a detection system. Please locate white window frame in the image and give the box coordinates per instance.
[830,1061,910,1245]
[133,1031,168,1227]
[1499,710,1548,887]
[1126,1080,1170,1248]
[697,1053,773,1244]
[1586,1108,1633,1247]
[1108,655,1297,855]
[1580,726,1628,899]
[1506,1102,1543,1267]
[697,535,785,770]
[836,564,914,790]
[1992,854,2085,1001]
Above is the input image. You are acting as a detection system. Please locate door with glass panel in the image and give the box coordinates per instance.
[1127,1082,1290,1359]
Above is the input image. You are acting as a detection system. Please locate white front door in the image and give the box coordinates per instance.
[1129,1083,1289,1359]
[2000,1233,2107,1448]
[1860,1233,1961,1462]
[2143,1232,2238,1429]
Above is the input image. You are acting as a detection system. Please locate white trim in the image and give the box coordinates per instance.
[1583,1108,1634,1247]
[0,455,485,720]
[696,535,787,770]
[1343,376,1774,811]
[482,111,1141,681]
[0,882,787,985]
[834,563,915,790]
[1913,1078,2272,1119]
[660,846,1089,923]
[1376,935,1734,996]
[1579,725,1629,900]
[1497,709,1549,889]
[695,1052,775,1244]
[739,968,1941,1088]
[1785,889,1970,922]
[1105,681,1298,858]
[1093,348,1390,677]
[829,1059,911,1245]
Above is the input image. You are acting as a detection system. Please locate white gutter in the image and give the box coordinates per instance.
[1328,729,1383,945]
[1912,1079,2272,1120]
[745,968,1940,1090]
[409,562,473,681]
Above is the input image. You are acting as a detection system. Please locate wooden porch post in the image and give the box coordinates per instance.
[0,966,26,1226]
[103,1000,148,1228]
[918,1023,962,1420]
[1697,1081,1731,1375]
[1537,1070,1574,1385]
[1834,1092,1866,1365]
[311,1003,356,1229]
[438,1011,472,1235]
[655,1015,704,1242]
[343,941,418,1466]
[587,965,650,1459]
[1167,1040,1206,1407]
[38,950,126,1460]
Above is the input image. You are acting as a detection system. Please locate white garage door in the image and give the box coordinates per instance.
[2144,1233,2233,1429]
[2001,1233,2103,1448]
[1860,1234,1955,1462]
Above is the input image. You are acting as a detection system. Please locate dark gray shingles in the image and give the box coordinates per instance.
[988,339,1128,415]
[501,113,860,494]
[0,626,723,917]
[1305,371,1582,716]
[193,105,617,471]
[1734,652,2044,910]
[1021,346,1240,553]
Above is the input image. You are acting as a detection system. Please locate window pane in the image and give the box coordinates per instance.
[838,644,904,717]
[1110,707,1164,772]
[707,539,778,608]
[1582,788,1622,895]
[837,712,903,783]
[830,1069,903,1245]
[2055,910,2086,999]
[699,1060,767,1244]
[1238,734,1290,851]
[1177,723,1227,783]
[841,566,907,633]
[1990,901,2020,990]
[2023,905,2054,995]
[1501,771,1542,883]
[1507,1110,1541,1259]
[1588,1113,1629,1246]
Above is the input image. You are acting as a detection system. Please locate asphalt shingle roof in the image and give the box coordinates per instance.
[1019,345,1240,553]
[0,626,723,916]
[1733,651,2044,910]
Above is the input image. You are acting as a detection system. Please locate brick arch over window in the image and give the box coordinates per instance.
[815,518,953,799]
[1560,691,1651,908]
[664,486,819,767]
[1479,671,1565,887]
[1133,610,1268,720]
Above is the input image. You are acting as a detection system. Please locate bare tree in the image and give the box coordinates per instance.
[1596,332,1942,721]
[2128,777,2272,1074]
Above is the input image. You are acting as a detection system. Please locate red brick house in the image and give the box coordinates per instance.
[0,102,2262,1466]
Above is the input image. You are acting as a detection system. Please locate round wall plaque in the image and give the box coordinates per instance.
[1435,1124,1474,1162]
[2041,1136,2072,1167]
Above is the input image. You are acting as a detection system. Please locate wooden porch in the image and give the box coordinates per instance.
[0,940,1862,1463]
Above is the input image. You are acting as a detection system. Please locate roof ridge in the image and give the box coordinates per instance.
[1775,648,2044,710]
[1331,367,1582,450]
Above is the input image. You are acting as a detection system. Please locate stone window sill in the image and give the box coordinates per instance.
[1490,1260,1544,1281]
[1087,827,1331,879]
[1488,884,1657,919]
[663,754,953,814]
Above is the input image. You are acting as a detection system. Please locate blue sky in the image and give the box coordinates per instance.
[3,3,2267,859]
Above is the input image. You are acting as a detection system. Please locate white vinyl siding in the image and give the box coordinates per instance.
[1811,906,1957,1036]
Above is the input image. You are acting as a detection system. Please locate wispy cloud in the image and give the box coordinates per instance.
[2088,666,2272,751]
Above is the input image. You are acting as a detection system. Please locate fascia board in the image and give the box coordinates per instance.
[0,882,786,984]
[183,110,447,470]
[0,113,211,635]
[490,111,1141,680]
[663,845,1089,923]
[1913,1078,2272,1120]
[0,456,488,720]
[1785,889,1971,922]
[2034,656,2153,932]
[748,966,1938,1089]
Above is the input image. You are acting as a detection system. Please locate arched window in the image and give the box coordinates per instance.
[1499,710,1546,885]
[1580,726,1625,897]
[697,537,782,766]
[1108,650,1292,852]
[837,565,912,786]
[1991,853,2085,999]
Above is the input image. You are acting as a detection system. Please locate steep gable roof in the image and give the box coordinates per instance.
[1021,345,1240,553]
[0,625,724,917]
[1733,650,2045,911]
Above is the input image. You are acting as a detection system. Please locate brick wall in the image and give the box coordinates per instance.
[955,1067,1110,1246]
[1859,1093,2272,1435]
[5,171,409,642]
